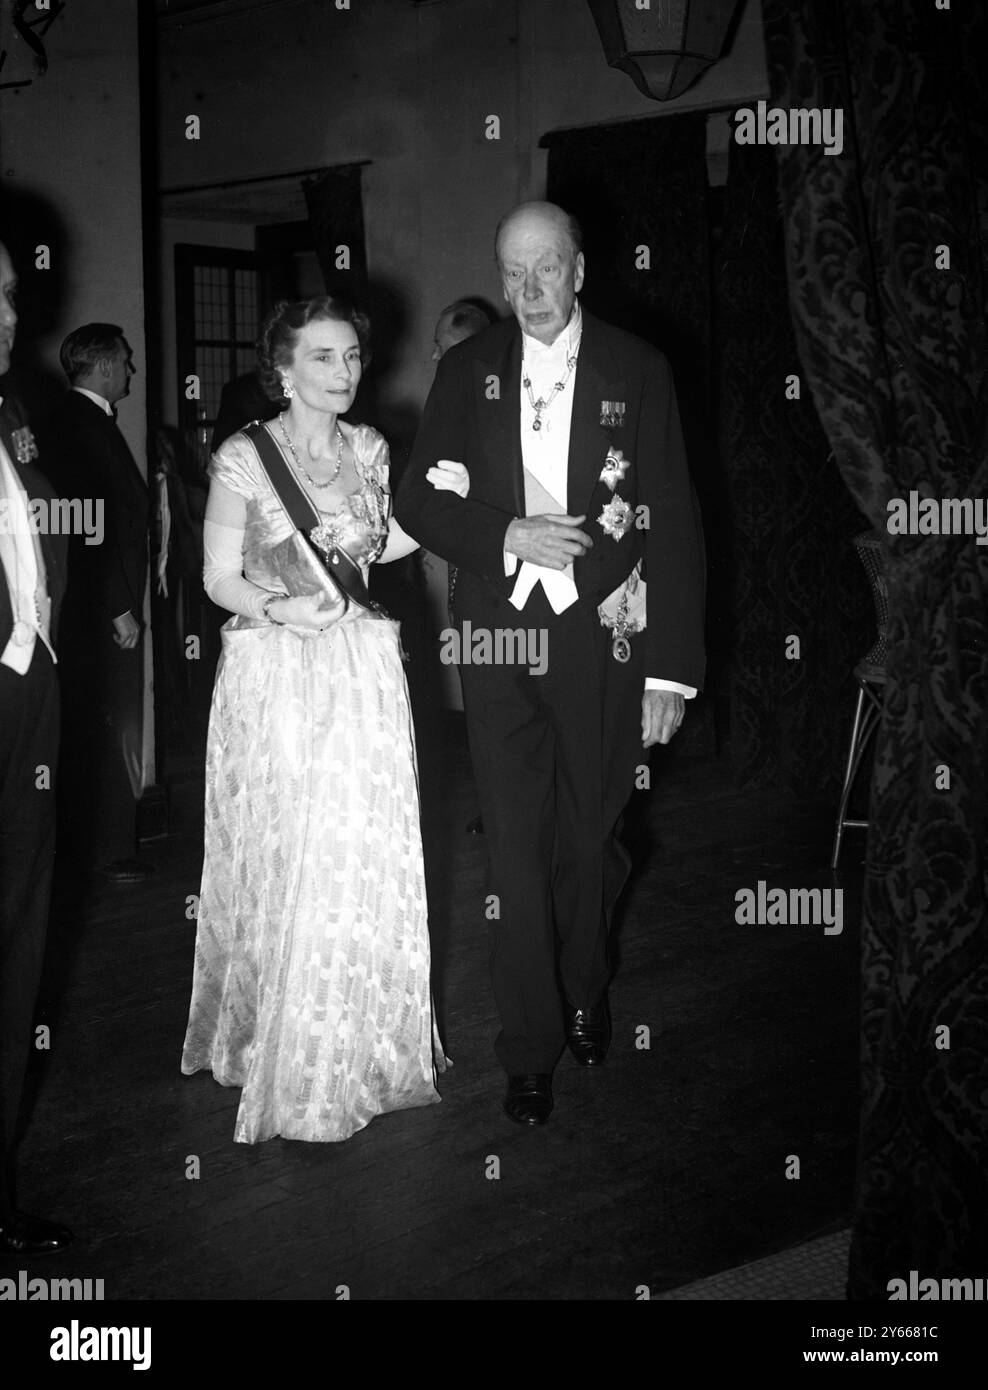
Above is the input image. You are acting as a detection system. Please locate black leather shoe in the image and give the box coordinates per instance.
[565,997,611,1067]
[0,1211,73,1256]
[503,1073,552,1125]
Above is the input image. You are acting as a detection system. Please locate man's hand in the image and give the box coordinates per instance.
[504,513,593,571]
[112,611,141,649]
[426,459,470,498]
[642,690,684,748]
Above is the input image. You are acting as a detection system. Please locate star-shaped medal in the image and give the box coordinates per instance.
[599,448,631,492]
[597,495,634,541]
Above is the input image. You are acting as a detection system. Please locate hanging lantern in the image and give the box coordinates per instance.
[586,0,742,101]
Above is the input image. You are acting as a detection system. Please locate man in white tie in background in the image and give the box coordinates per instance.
[0,237,71,1254]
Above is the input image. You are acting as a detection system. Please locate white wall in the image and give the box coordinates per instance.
[158,0,769,421]
[156,0,769,705]
[0,0,153,780]
[1,0,147,463]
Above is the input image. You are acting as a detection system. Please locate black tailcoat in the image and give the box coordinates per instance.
[50,390,149,868]
[0,391,65,1215]
[397,311,706,1073]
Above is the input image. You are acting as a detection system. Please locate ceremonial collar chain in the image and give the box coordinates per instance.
[521,329,582,433]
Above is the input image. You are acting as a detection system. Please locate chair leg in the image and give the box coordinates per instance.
[845,698,882,797]
[831,685,867,869]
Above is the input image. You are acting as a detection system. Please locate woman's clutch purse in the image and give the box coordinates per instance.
[268,532,348,608]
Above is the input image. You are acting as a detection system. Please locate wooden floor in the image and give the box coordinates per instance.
[11,715,864,1301]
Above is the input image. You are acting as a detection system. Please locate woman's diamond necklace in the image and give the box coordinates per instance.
[280,416,344,489]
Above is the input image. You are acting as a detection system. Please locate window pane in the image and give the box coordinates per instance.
[180,253,262,429]
[235,269,258,342]
[194,266,229,340]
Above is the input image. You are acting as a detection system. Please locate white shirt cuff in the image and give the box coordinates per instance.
[504,549,518,577]
[645,678,697,699]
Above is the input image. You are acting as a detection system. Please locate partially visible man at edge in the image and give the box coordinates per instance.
[0,236,72,1254]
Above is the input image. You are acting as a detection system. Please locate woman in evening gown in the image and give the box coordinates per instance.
[181,295,464,1143]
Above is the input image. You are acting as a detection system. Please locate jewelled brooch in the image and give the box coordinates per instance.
[12,426,38,464]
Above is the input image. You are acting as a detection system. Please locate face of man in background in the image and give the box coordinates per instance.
[105,337,136,405]
[432,313,466,363]
[497,209,585,347]
[0,242,18,378]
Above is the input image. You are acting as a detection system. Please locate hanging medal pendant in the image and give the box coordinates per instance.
[532,417,542,431]
[612,634,632,663]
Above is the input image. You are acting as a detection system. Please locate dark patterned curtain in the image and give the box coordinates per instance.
[544,115,719,756]
[763,0,988,1293]
[716,141,872,796]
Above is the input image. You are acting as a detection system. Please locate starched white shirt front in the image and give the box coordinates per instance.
[502,306,695,698]
[0,424,55,673]
[505,303,583,614]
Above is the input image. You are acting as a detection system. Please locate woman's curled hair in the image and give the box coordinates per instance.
[257,296,372,403]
